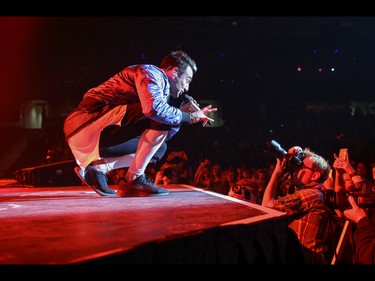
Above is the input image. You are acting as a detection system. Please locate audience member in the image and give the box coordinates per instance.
[262,146,331,264]
[208,164,226,193]
[252,168,270,204]
[154,165,181,185]
[194,165,212,189]
[356,161,373,195]
[228,178,260,203]
[193,157,212,186]
[340,196,375,264]
[218,167,237,196]
[236,165,253,182]
[165,150,191,184]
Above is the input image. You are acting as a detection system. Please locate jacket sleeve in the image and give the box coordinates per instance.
[135,66,190,126]
[353,217,375,264]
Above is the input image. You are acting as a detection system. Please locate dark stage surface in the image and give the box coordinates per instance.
[0,182,290,265]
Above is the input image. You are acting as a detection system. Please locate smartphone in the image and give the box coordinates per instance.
[329,169,333,178]
[339,148,348,160]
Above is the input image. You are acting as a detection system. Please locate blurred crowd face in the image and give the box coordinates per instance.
[356,162,367,178]
[162,167,179,185]
[342,172,355,191]
[202,158,211,168]
[212,164,221,176]
[255,171,269,191]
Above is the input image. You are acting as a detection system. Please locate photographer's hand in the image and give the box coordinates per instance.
[288,146,303,156]
[343,196,368,224]
[262,158,286,207]
[274,158,287,175]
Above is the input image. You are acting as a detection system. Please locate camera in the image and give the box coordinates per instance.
[324,188,375,211]
[231,179,259,203]
[232,185,252,200]
[264,140,305,171]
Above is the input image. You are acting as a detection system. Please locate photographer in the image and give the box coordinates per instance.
[262,144,331,264]
[341,196,375,264]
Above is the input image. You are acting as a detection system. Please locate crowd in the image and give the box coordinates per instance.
[147,146,375,265]
[10,132,375,264]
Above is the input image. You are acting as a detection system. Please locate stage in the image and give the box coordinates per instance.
[0,182,294,265]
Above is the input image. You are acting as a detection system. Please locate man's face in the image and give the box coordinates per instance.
[169,66,194,99]
[292,158,317,187]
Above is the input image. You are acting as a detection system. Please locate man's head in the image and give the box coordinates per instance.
[292,148,330,187]
[162,166,179,185]
[160,50,197,99]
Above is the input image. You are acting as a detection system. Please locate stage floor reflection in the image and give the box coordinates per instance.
[0,184,286,264]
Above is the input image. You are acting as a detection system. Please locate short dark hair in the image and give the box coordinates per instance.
[160,50,197,75]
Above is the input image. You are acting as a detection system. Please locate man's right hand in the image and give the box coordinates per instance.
[343,195,368,223]
[190,105,217,126]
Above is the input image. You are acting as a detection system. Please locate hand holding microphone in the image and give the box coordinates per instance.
[182,94,201,112]
[181,94,217,126]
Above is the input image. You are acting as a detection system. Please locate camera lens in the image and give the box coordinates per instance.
[264,140,288,160]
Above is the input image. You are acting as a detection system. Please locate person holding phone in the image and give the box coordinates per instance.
[341,196,375,264]
[333,149,364,193]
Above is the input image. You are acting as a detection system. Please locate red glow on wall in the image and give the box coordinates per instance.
[0,17,44,122]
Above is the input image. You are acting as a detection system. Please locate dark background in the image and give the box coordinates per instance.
[2,16,375,106]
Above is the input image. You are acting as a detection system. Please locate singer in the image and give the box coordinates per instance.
[64,50,217,197]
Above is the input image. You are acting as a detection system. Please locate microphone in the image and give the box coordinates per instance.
[183,94,212,126]
[183,94,201,112]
